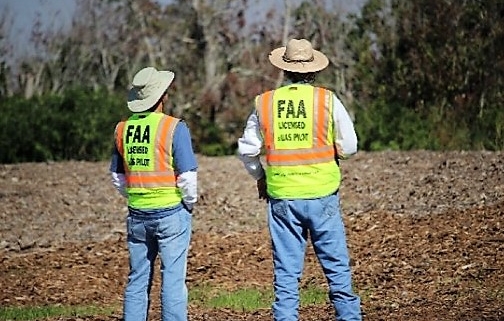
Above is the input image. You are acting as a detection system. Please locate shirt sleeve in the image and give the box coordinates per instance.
[111,172,128,198]
[177,171,197,209]
[172,121,198,207]
[109,145,125,173]
[237,111,265,181]
[333,94,358,159]
[109,144,127,197]
[172,121,198,174]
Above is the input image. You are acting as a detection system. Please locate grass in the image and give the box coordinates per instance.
[0,285,328,320]
[190,285,327,310]
[0,305,117,321]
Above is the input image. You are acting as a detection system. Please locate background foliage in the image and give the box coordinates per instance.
[0,0,502,163]
[0,89,127,163]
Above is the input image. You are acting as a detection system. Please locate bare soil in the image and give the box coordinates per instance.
[0,151,503,321]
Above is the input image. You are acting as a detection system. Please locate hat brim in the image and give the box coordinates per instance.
[127,71,175,113]
[268,47,329,73]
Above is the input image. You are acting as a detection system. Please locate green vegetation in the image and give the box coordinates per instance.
[0,305,117,321]
[190,285,327,311]
[190,286,274,310]
[0,285,328,320]
[0,89,128,163]
[347,0,504,151]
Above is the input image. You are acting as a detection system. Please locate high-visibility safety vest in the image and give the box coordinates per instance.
[255,84,341,199]
[115,112,182,209]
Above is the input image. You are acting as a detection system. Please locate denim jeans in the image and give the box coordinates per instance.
[123,206,192,321]
[267,192,361,321]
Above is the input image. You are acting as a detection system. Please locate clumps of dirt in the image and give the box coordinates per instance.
[0,151,503,320]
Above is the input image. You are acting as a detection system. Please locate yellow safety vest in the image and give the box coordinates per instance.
[115,112,182,209]
[256,84,341,199]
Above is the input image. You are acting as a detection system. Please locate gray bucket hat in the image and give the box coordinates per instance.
[127,67,175,112]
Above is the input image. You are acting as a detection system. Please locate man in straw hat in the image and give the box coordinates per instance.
[110,66,197,321]
[238,39,362,320]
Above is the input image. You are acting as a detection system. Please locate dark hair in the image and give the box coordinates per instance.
[284,71,317,84]
[144,105,156,112]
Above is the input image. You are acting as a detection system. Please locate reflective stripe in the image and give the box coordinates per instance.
[267,145,335,165]
[313,87,331,147]
[127,171,176,187]
[155,116,178,172]
[258,90,274,149]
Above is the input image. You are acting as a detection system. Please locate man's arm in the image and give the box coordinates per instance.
[332,94,358,159]
[109,146,128,198]
[237,111,265,180]
[238,111,267,200]
[172,121,198,211]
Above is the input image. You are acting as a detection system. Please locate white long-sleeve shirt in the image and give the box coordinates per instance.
[237,89,358,181]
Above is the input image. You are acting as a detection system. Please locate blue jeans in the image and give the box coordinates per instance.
[123,206,192,321]
[268,193,361,321]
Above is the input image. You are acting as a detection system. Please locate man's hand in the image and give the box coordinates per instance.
[256,177,268,201]
[335,142,344,159]
[183,202,194,214]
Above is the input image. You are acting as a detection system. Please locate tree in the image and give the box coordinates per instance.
[0,8,13,97]
[348,0,504,150]
[290,1,354,107]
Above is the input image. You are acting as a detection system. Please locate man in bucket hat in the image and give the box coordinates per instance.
[110,67,197,321]
[238,39,362,320]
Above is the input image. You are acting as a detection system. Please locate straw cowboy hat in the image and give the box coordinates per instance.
[268,38,329,73]
[127,67,175,112]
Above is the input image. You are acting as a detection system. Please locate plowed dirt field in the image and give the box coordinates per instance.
[1,151,503,320]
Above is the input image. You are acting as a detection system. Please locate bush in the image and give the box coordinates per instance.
[0,88,128,164]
